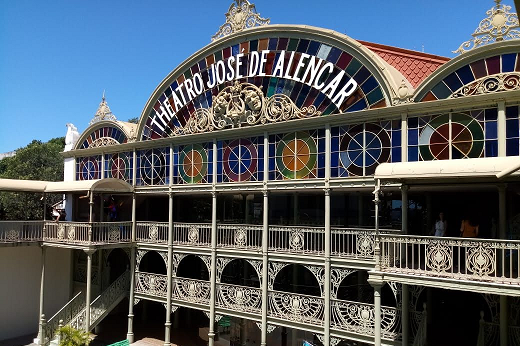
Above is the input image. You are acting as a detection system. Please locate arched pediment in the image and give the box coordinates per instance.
[75,121,133,150]
[414,41,520,102]
[137,25,410,141]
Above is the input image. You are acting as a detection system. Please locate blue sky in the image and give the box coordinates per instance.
[0,0,504,152]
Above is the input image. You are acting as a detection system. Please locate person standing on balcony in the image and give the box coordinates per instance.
[434,212,447,237]
[460,217,479,238]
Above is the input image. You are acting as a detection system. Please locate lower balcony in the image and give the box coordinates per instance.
[376,234,520,295]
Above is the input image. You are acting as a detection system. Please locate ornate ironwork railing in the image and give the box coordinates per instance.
[268,290,324,325]
[380,235,520,284]
[0,220,43,242]
[136,222,168,243]
[331,298,399,339]
[173,277,211,305]
[216,282,262,314]
[217,224,262,250]
[91,222,132,243]
[43,291,85,343]
[69,270,130,331]
[135,271,168,297]
[173,223,211,247]
[268,225,325,255]
[45,222,91,243]
[331,228,377,259]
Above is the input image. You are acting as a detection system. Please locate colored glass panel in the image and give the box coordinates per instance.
[136,148,170,186]
[104,152,133,183]
[76,156,101,181]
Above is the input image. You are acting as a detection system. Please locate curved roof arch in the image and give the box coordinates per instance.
[136,25,412,141]
[75,120,135,150]
[413,41,520,102]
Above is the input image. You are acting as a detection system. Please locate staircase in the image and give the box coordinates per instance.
[43,270,130,345]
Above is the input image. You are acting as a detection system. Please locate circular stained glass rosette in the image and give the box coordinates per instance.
[140,150,166,185]
[179,144,208,183]
[79,157,99,180]
[419,113,484,161]
[276,132,317,179]
[340,124,390,176]
[223,139,258,182]
[109,154,131,180]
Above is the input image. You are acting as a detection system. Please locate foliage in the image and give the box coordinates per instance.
[57,325,91,346]
[0,137,65,220]
[126,117,139,124]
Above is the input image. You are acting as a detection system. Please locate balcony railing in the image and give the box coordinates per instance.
[44,221,132,245]
[136,222,168,243]
[216,282,262,314]
[217,224,262,251]
[268,225,325,255]
[380,234,520,285]
[173,277,211,305]
[268,290,324,325]
[0,220,43,242]
[135,271,168,297]
[173,223,211,247]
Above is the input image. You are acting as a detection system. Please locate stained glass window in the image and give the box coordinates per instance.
[80,126,128,149]
[417,52,520,102]
[136,148,170,186]
[268,130,325,180]
[506,105,520,156]
[142,36,387,140]
[407,108,497,161]
[173,143,213,184]
[76,156,101,180]
[331,121,401,177]
[104,152,133,183]
[217,137,264,182]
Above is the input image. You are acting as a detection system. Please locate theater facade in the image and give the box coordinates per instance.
[1,1,520,346]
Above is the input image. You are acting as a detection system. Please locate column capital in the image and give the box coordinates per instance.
[211,191,217,198]
[262,189,269,197]
[497,183,508,191]
[399,184,409,192]
[323,188,331,196]
[83,248,96,256]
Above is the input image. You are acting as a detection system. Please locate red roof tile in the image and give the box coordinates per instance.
[359,40,450,88]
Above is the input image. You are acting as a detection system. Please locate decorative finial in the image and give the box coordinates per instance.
[89,93,117,125]
[212,0,270,41]
[454,1,520,54]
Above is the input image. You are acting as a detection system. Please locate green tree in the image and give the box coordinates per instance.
[126,117,139,124]
[0,137,65,220]
[57,325,91,346]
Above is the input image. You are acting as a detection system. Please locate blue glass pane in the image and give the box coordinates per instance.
[443,73,463,92]
[507,106,519,119]
[408,117,418,128]
[485,121,497,139]
[506,119,519,138]
[485,140,498,157]
[392,147,402,162]
[455,65,475,85]
[408,129,418,145]
[307,41,321,55]
[506,138,519,156]
[502,53,517,72]
[431,81,452,99]
[408,147,418,162]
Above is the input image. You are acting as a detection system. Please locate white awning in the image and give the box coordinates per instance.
[374,157,520,181]
[0,179,49,192]
[0,178,133,193]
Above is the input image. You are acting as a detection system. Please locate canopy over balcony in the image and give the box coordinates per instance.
[0,178,133,193]
[374,156,520,183]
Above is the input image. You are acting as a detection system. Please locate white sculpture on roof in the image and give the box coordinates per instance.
[454,0,520,54]
[64,123,80,152]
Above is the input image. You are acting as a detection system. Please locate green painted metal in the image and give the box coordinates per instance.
[106,340,129,346]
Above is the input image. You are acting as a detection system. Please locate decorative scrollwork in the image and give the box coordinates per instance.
[217,283,262,313]
[246,259,263,283]
[136,250,147,269]
[171,82,321,136]
[6,229,20,241]
[172,253,186,277]
[188,226,199,244]
[174,278,211,304]
[330,268,354,299]
[268,291,324,324]
[451,73,520,98]
[89,137,119,148]
[149,224,158,241]
[199,255,212,275]
[216,257,233,283]
[304,265,325,296]
[331,299,398,338]
[426,241,453,273]
[268,262,289,290]
[212,0,270,41]
[68,226,76,241]
[134,298,141,306]
[136,272,168,297]
[255,322,277,333]
[234,228,247,246]
[466,243,496,276]
[356,232,375,257]
[454,1,520,54]
[57,224,65,240]
[108,226,120,242]
[289,230,305,251]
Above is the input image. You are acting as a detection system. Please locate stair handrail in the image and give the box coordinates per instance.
[43,291,85,344]
[69,269,130,331]
[412,303,427,346]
